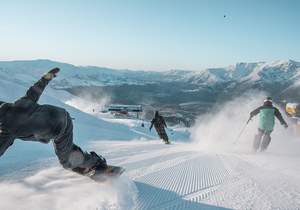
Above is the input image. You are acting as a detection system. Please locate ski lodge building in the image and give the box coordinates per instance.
[107,104,143,118]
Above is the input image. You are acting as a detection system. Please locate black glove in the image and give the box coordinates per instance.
[43,67,60,80]
[284,123,288,129]
[49,67,60,77]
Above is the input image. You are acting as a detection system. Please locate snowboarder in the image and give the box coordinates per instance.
[249,97,288,152]
[0,68,123,179]
[150,111,170,144]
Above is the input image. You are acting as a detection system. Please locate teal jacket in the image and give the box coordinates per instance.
[250,102,287,131]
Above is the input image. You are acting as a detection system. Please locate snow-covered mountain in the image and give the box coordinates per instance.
[0,59,163,88]
[1,59,300,127]
[1,59,300,88]
[177,60,300,85]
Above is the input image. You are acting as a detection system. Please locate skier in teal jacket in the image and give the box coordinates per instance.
[250,97,288,152]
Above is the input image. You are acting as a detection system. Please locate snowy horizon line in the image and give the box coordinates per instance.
[0,58,299,73]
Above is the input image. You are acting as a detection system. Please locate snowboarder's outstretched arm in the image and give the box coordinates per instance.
[19,68,60,103]
[275,108,288,128]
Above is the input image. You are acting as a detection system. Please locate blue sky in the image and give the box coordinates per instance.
[0,0,299,71]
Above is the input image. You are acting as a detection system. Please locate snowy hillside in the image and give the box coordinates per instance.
[1,61,300,210]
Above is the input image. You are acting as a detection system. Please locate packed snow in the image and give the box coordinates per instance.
[1,64,300,210]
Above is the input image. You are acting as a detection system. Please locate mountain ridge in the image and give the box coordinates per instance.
[1,59,300,126]
[1,59,300,87]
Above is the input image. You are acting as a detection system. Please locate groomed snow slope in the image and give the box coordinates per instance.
[95,141,300,210]
[1,140,300,210]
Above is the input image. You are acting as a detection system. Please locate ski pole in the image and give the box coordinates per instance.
[234,116,252,145]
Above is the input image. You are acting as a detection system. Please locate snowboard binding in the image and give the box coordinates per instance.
[72,151,125,182]
[89,165,125,182]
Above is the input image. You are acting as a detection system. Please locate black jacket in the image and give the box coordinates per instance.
[150,114,167,131]
[0,76,66,155]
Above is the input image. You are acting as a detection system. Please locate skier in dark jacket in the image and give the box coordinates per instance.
[249,97,288,152]
[0,68,109,175]
[150,111,170,144]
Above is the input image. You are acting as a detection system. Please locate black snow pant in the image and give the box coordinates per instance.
[53,112,107,171]
[253,129,272,152]
[0,112,107,173]
[154,125,169,143]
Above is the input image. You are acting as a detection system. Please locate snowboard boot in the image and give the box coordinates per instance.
[72,151,107,175]
[100,165,125,176]
[90,165,125,182]
[71,151,124,181]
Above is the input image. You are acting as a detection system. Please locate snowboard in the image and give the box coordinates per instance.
[88,165,125,182]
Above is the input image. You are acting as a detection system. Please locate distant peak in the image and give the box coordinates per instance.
[235,61,265,66]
